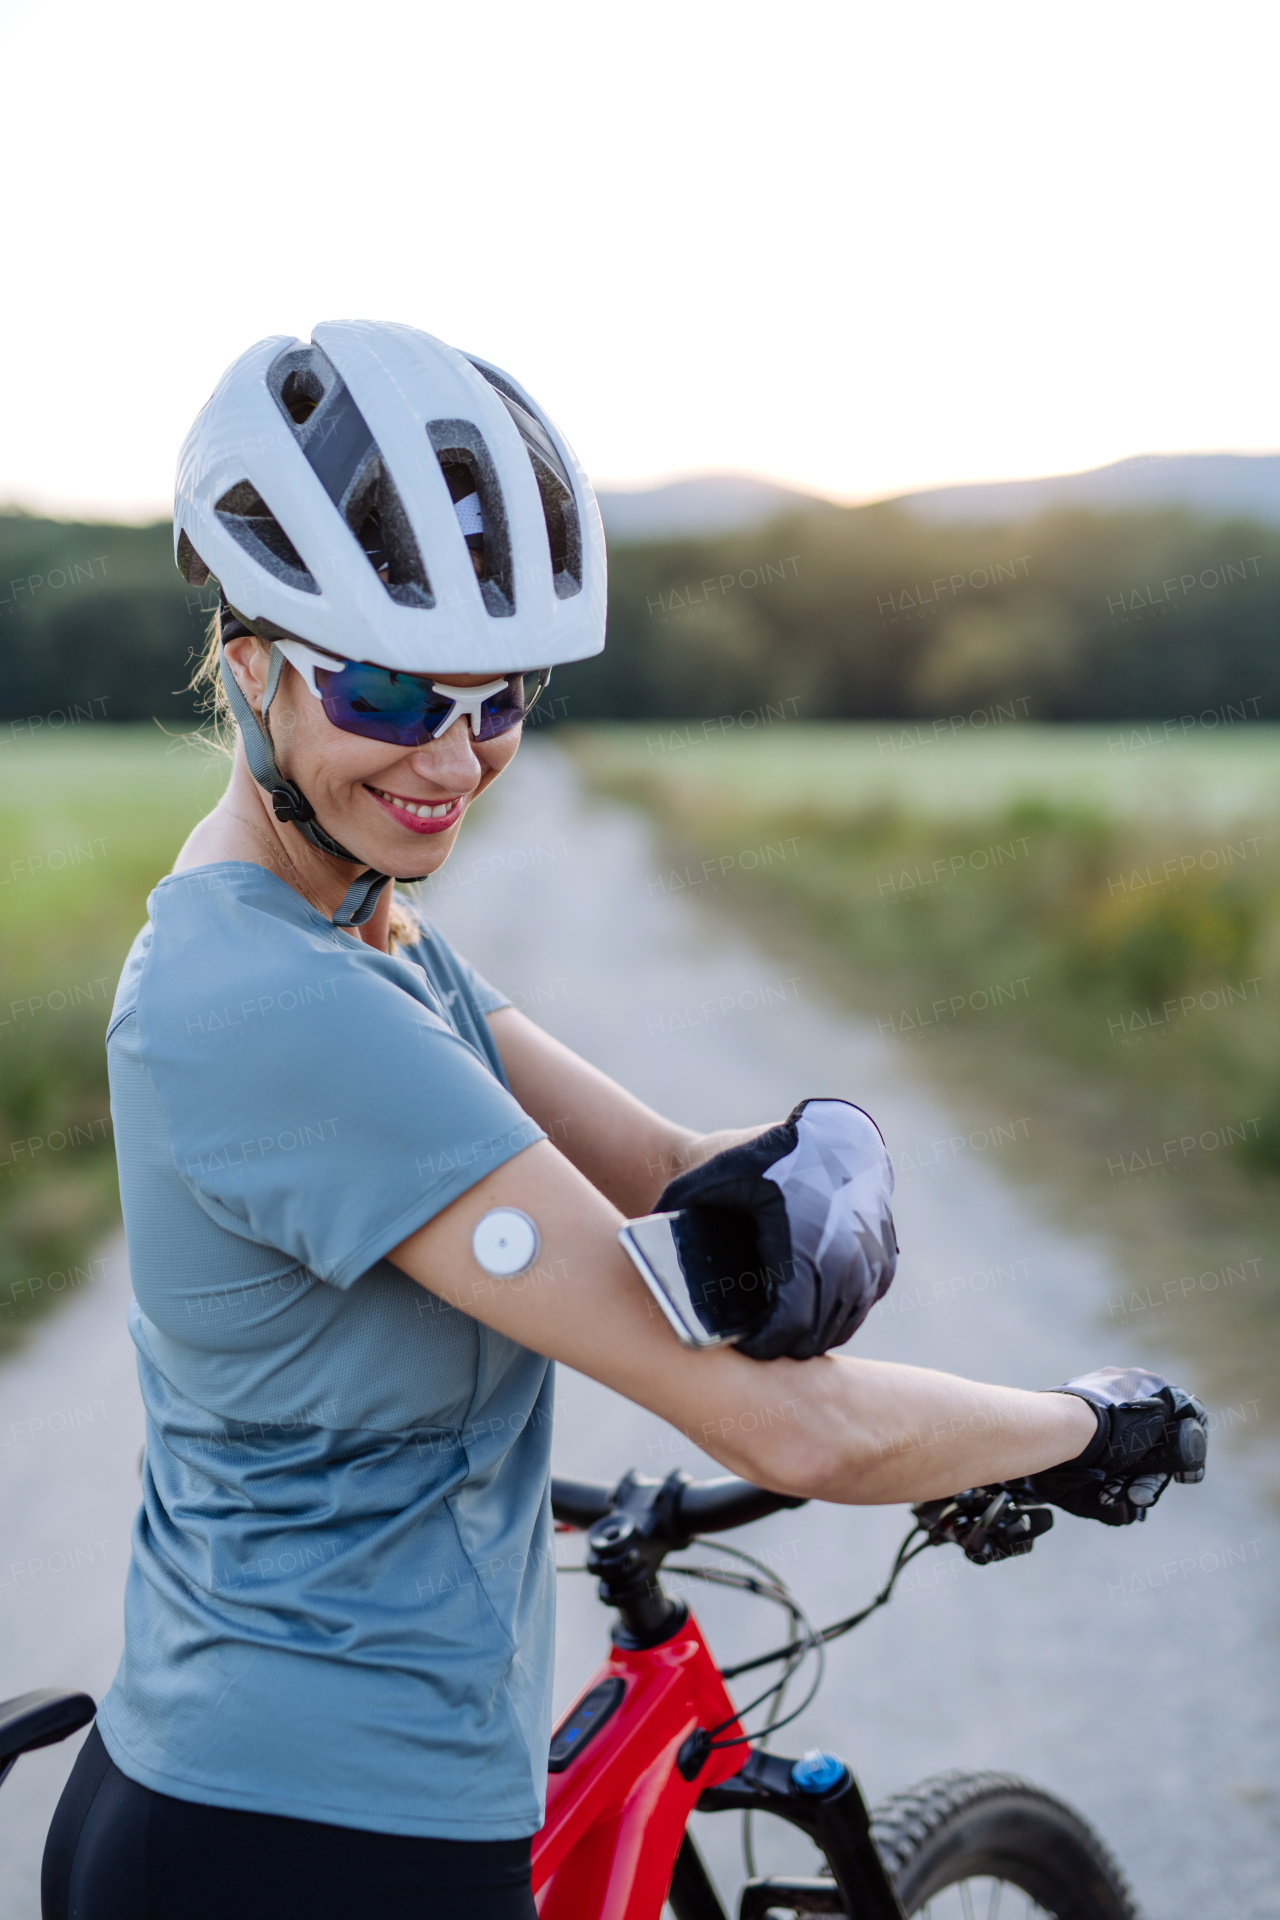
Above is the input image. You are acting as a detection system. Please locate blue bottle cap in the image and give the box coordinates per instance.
[791,1749,847,1795]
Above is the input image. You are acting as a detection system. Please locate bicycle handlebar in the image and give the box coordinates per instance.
[551,1473,807,1536]
[551,1469,1058,1667]
[552,1471,1057,1570]
[549,1477,616,1529]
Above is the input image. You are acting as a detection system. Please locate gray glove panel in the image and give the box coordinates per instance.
[657,1098,898,1361]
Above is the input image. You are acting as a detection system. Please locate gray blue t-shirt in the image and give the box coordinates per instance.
[97,862,554,1839]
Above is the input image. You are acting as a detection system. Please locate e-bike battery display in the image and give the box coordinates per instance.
[547,1676,626,1772]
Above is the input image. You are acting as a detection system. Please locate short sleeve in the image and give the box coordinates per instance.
[137,872,544,1289]
[394,902,513,1040]
[417,926,510,1018]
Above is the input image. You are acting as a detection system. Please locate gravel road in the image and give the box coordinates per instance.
[1,739,1276,1917]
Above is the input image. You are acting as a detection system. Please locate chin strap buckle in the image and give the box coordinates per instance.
[270,781,315,826]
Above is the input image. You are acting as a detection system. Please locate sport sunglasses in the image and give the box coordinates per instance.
[275,641,550,747]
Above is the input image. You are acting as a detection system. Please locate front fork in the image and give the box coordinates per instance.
[682,1748,907,1920]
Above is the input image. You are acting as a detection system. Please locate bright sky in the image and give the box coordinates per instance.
[2,0,1276,520]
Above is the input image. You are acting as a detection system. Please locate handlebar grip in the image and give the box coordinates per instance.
[1175,1418,1207,1478]
[549,1472,807,1534]
[550,1478,615,1529]
[675,1477,808,1534]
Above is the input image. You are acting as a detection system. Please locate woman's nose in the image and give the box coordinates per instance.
[407,718,484,791]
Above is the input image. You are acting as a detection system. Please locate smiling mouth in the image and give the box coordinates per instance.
[367,786,464,832]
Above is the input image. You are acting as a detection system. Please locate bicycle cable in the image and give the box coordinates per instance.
[555,1536,825,1884]
[553,1517,933,1772]
[655,1537,826,1764]
[555,1538,824,1749]
[668,1536,825,1883]
[716,1519,932,1683]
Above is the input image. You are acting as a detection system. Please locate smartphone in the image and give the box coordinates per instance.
[617,1207,772,1349]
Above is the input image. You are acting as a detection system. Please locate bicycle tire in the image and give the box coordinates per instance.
[868,1770,1140,1920]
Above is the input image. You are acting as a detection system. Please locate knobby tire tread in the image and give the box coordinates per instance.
[867,1770,1141,1920]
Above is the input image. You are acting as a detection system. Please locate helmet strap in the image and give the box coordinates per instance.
[217,642,393,931]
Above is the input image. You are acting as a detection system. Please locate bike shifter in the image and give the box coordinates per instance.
[913,1485,1055,1565]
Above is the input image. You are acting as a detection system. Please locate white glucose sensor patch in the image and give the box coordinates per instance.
[472,1207,540,1277]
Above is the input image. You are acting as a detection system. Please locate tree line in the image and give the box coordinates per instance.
[1,502,1275,725]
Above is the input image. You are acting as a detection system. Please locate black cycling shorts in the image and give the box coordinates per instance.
[43,1724,538,1920]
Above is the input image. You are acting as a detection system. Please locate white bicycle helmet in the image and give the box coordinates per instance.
[174,319,606,675]
[174,321,606,927]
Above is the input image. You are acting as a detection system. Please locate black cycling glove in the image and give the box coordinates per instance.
[1030,1366,1208,1526]
[657,1098,898,1362]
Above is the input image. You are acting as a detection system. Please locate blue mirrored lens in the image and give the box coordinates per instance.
[471,680,530,742]
[316,664,453,744]
[314,664,544,746]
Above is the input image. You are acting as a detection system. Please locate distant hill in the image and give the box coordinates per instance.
[595,474,823,542]
[895,451,1280,526]
[597,453,1280,543]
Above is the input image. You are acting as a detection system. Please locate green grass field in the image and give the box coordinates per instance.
[0,727,228,1347]
[570,722,1280,1416]
[589,720,1280,823]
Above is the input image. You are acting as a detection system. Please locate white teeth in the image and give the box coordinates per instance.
[373,788,455,819]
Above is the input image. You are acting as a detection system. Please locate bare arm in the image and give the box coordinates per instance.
[388,1138,1095,1504]
[486,1005,765,1215]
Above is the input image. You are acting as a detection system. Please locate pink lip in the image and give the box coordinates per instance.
[365,787,465,835]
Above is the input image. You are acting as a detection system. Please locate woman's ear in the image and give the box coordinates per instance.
[222,635,270,715]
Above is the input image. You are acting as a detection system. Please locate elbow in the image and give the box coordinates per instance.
[712,1358,879,1503]
[722,1412,848,1504]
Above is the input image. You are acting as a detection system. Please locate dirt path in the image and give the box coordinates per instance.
[0,1227,143,1916]
[1,739,1275,1916]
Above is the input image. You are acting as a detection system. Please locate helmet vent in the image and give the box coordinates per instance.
[427,420,515,618]
[525,452,581,602]
[214,481,318,594]
[280,367,325,425]
[267,343,434,610]
[468,364,583,600]
[344,462,435,610]
[176,528,210,587]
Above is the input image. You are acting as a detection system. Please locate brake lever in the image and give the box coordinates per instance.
[912,1484,1054,1565]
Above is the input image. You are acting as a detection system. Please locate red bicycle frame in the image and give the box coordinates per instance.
[532,1608,744,1920]
[534,1473,906,1920]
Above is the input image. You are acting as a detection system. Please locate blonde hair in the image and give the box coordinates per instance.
[190,603,237,742]
[190,607,421,952]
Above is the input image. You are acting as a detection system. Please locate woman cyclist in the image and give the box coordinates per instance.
[42,321,1206,1919]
